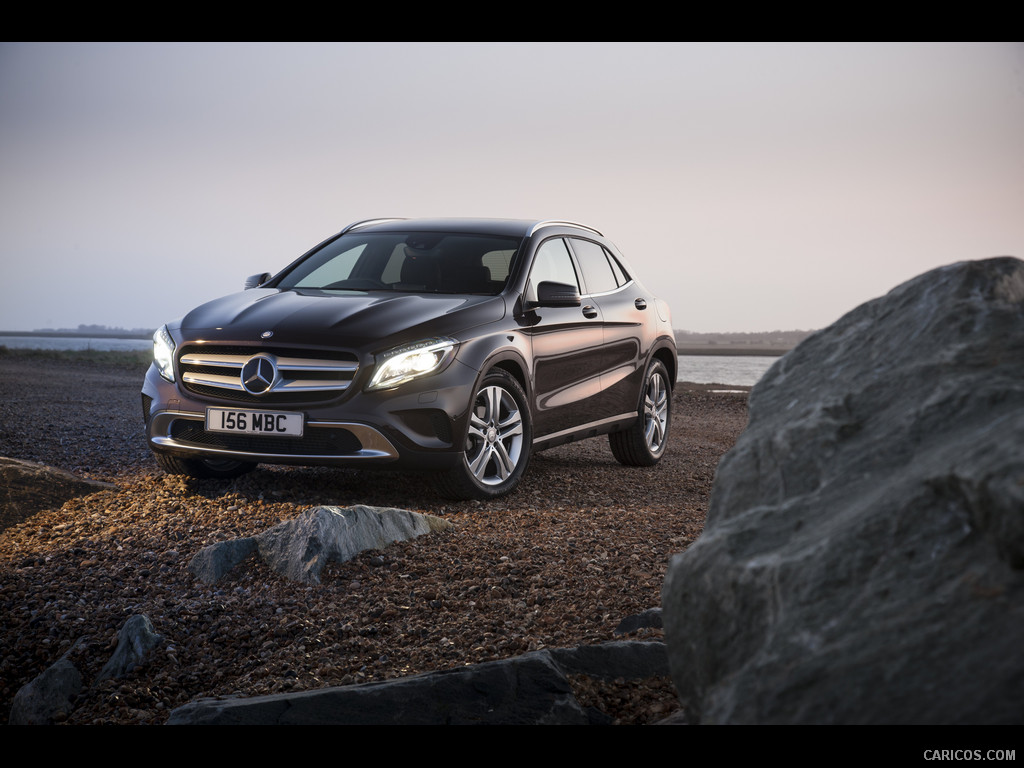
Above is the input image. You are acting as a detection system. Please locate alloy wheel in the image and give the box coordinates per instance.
[465,384,525,486]
[643,370,669,454]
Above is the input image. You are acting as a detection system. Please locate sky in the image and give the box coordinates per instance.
[1,42,1022,334]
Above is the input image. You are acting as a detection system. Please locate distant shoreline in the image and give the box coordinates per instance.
[0,330,152,340]
[675,345,790,357]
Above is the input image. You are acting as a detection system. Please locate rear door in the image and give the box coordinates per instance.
[567,237,651,419]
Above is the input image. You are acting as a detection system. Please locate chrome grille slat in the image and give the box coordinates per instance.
[182,372,245,390]
[276,357,359,373]
[179,353,357,374]
[179,353,250,368]
[276,379,353,392]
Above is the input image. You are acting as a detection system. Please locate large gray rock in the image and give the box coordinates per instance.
[0,457,113,532]
[663,257,1024,724]
[254,505,453,584]
[166,641,667,725]
[168,650,587,725]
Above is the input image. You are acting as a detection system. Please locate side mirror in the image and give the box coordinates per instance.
[244,273,272,289]
[535,280,581,308]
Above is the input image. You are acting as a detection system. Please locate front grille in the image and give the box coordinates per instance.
[178,345,358,405]
[169,419,363,455]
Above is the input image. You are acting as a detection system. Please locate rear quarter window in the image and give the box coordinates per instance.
[570,238,620,294]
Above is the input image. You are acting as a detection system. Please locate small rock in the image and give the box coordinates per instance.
[0,457,114,532]
[188,538,258,583]
[96,615,164,682]
[9,654,83,725]
[254,506,453,584]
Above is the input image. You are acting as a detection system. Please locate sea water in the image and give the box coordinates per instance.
[676,355,779,387]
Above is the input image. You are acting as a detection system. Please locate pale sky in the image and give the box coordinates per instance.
[1,42,1022,333]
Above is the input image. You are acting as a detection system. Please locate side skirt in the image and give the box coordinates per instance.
[531,412,637,452]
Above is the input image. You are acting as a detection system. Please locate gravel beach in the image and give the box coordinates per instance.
[0,352,748,724]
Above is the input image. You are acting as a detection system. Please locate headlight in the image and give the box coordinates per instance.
[367,337,457,391]
[153,325,176,382]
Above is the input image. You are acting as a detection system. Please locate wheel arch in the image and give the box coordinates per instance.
[470,348,532,405]
[489,357,528,395]
[651,341,677,391]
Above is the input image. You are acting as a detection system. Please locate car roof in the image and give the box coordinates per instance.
[341,218,603,239]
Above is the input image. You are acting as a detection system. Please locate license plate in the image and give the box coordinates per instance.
[206,408,304,437]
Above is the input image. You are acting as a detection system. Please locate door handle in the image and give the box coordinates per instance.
[582,305,598,319]
[634,298,647,310]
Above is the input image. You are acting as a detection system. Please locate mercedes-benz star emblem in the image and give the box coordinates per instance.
[241,354,278,395]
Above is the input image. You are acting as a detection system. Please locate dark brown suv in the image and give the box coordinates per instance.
[142,218,677,499]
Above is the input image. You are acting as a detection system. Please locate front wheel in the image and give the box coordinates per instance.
[154,452,257,479]
[609,358,671,466]
[439,369,532,500]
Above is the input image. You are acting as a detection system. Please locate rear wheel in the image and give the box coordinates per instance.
[609,358,671,466]
[439,369,532,500]
[154,452,256,479]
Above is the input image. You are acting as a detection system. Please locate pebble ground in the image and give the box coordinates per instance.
[0,352,748,724]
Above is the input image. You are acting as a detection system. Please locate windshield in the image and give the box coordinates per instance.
[276,232,522,295]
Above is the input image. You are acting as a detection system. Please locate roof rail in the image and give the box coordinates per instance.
[529,220,603,237]
[340,218,407,234]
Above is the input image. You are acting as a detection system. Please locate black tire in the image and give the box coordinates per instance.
[154,452,257,479]
[439,369,532,500]
[609,358,671,466]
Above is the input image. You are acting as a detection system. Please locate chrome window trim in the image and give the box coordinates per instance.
[341,217,407,233]
[581,279,637,299]
[529,220,603,237]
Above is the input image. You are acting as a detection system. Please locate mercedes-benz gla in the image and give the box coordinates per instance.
[142,218,676,499]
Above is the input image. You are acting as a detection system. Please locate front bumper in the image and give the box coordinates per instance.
[142,362,470,471]
[147,409,401,465]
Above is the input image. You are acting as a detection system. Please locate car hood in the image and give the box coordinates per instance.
[176,289,506,351]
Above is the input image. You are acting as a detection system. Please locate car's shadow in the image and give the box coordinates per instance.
[164,441,643,513]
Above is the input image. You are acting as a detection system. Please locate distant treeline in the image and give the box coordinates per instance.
[43,324,154,336]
